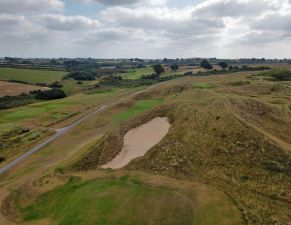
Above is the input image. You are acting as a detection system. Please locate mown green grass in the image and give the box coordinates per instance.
[19,176,241,225]
[0,89,127,124]
[113,99,164,123]
[0,68,67,84]
[19,177,189,225]
[193,83,216,89]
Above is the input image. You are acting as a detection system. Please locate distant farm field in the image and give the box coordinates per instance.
[0,68,67,84]
[0,81,47,97]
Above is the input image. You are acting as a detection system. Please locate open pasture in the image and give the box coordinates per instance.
[0,68,67,84]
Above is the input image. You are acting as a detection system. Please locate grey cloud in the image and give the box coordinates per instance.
[252,13,291,32]
[93,0,140,5]
[194,0,271,18]
[36,14,100,31]
[100,7,224,37]
[0,0,64,14]
[0,14,25,26]
[89,0,166,6]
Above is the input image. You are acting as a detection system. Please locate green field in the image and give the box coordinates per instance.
[0,89,126,125]
[0,68,67,84]
[118,66,203,80]
[118,67,154,80]
[19,176,242,225]
[113,99,164,122]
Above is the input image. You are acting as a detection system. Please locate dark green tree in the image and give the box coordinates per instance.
[218,61,228,69]
[152,64,165,75]
[170,63,179,72]
[200,59,213,70]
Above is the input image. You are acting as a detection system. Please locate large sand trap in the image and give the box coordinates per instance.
[101,117,170,169]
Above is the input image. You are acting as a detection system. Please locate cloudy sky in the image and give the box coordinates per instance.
[0,0,291,58]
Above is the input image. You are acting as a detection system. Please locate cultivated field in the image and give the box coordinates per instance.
[0,66,290,225]
[0,68,67,84]
[0,81,47,97]
[118,66,204,80]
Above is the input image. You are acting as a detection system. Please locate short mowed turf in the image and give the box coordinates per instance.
[0,89,128,125]
[113,99,164,123]
[19,175,243,225]
[0,68,67,84]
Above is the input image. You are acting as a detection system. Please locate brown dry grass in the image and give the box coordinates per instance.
[0,81,46,97]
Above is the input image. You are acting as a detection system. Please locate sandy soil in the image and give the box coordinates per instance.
[0,81,46,97]
[101,117,170,169]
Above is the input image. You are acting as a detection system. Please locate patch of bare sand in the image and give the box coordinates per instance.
[101,117,170,169]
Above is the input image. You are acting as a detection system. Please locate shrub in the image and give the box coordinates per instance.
[49,81,63,88]
[32,89,67,100]
[152,64,165,75]
[184,71,193,76]
[141,73,159,80]
[200,59,213,70]
[257,69,291,81]
[0,93,36,110]
[230,80,250,86]
[218,62,228,69]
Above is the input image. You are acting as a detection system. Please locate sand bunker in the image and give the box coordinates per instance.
[101,117,170,169]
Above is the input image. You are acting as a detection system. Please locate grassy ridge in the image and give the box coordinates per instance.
[0,68,67,84]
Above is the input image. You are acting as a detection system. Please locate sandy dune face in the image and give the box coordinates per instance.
[101,117,170,169]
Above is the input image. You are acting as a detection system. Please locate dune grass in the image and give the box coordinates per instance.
[113,99,164,123]
[0,68,67,84]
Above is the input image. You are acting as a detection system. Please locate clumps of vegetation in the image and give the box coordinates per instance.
[258,69,291,81]
[170,63,179,72]
[48,81,63,88]
[152,64,165,75]
[66,71,96,81]
[141,73,160,80]
[0,89,67,110]
[183,71,193,76]
[0,94,36,110]
[32,89,67,100]
[218,61,228,69]
[200,59,213,70]
[0,127,50,164]
[229,80,251,86]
